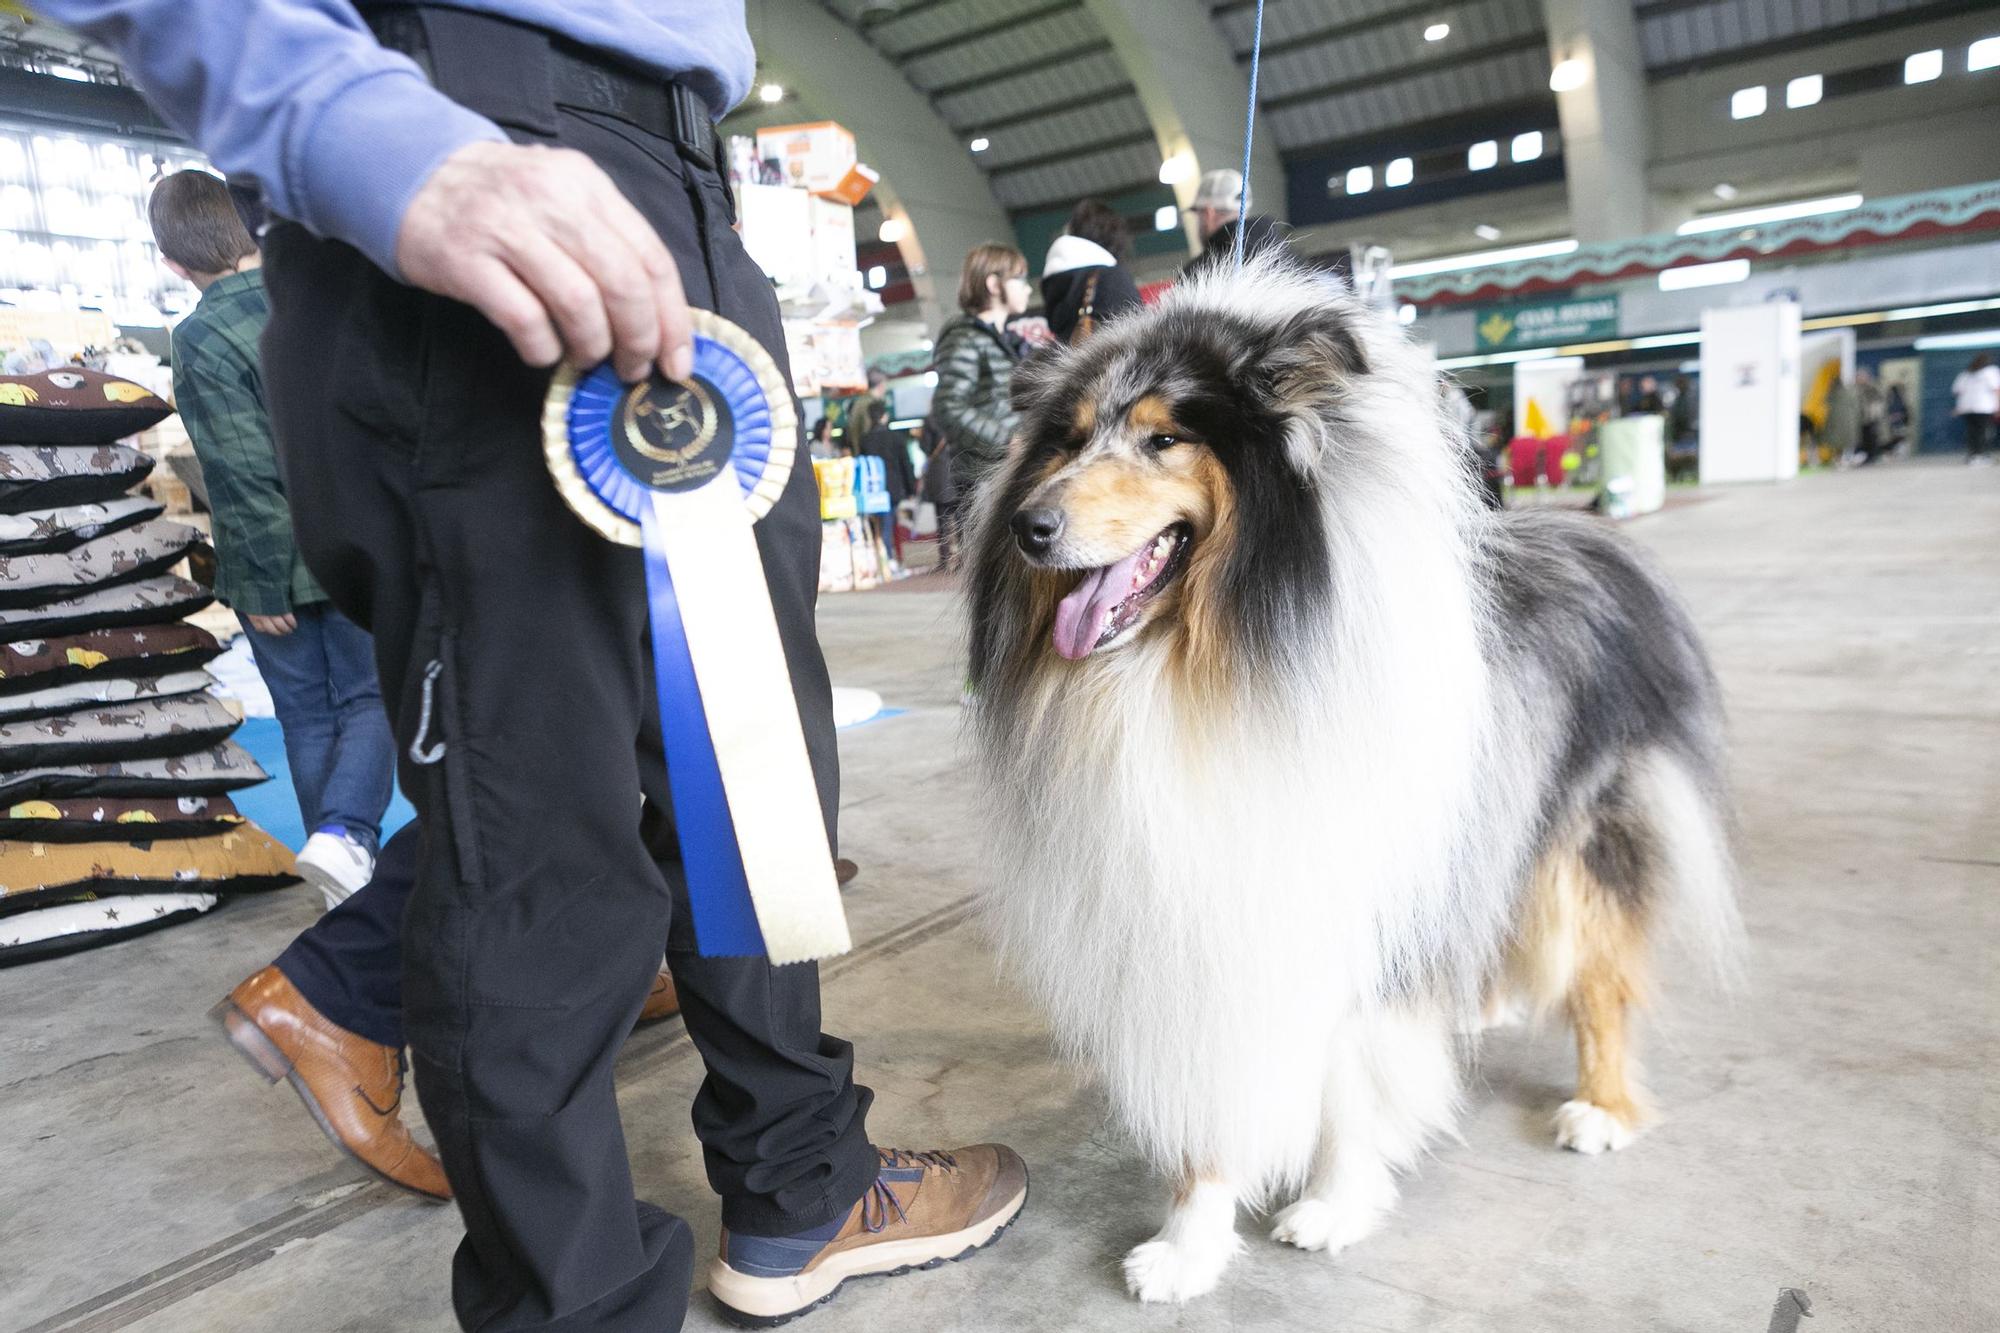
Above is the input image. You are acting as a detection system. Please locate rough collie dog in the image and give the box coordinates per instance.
[964,256,1739,1304]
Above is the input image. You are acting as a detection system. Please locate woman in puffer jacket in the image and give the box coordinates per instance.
[930,243,1031,517]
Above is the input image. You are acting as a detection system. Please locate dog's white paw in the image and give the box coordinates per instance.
[1269,1197,1384,1255]
[1122,1235,1238,1304]
[1554,1099,1638,1154]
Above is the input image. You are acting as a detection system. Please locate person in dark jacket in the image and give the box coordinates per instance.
[1182,168,1286,279]
[931,242,1030,519]
[1041,199,1142,345]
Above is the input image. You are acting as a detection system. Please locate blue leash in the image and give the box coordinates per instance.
[1232,0,1267,270]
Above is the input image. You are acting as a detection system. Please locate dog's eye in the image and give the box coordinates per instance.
[1146,433,1180,451]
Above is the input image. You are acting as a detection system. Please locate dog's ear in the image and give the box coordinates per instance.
[1254,306,1369,476]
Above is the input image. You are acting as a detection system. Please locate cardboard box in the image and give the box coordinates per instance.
[755,122,857,194]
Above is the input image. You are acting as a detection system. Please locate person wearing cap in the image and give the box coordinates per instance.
[1182,167,1287,279]
[43,2,1028,1330]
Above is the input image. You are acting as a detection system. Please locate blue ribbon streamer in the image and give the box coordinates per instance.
[640,496,768,957]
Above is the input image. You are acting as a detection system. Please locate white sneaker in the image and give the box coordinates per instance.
[295,830,374,911]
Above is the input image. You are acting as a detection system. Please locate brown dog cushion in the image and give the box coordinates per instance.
[0,739,268,805]
[0,792,245,842]
[0,574,215,640]
[0,623,221,697]
[0,692,242,768]
[0,443,156,513]
[0,518,204,609]
[0,368,173,446]
[0,822,298,919]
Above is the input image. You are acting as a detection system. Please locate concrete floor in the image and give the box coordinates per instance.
[4,460,1995,1333]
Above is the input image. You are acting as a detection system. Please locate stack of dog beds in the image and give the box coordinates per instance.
[0,367,299,967]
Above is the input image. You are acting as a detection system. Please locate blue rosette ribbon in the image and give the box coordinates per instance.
[543,311,849,964]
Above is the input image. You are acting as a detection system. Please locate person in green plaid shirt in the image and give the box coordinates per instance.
[153,170,395,908]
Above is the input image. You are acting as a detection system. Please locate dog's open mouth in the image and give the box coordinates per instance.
[1051,524,1192,660]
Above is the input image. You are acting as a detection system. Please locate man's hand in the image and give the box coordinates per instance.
[246,612,297,636]
[395,141,694,383]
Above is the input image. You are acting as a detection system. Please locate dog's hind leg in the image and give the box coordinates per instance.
[1271,1009,1460,1255]
[1123,1172,1242,1304]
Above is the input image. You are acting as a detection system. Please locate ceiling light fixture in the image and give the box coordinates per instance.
[1970,37,2000,72]
[1424,22,1450,42]
[1154,204,1178,232]
[1385,157,1413,187]
[1713,182,1739,200]
[1731,85,1767,118]
[1467,140,1499,171]
[968,136,990,152]
[878,216,911,243]
[1786,74,1822,107]
[1914,328,2000,351]
[1388,238,1579,280]
[866,265,888,290]
[1158,152,1195,185]
[1676,193,1862,234]
[1474,224,1502,241]
[1658,258,1751,291]
[1548,56,1589,92]
[1904,49,1943,83]
[1346,165,1374,195]
[1510,131,1543,163]
[759,83,785,103]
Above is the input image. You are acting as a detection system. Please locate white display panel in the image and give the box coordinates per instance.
[1699,302,1801,484]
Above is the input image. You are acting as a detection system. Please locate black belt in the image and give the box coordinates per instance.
[365,5,720,173]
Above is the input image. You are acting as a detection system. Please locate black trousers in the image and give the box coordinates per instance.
[276,822,417,1050]
[258,35,877,1332]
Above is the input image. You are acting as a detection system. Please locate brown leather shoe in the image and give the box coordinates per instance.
[638,967,680,1023]
[708,1145,1028,1325]
[211,966,451,1202]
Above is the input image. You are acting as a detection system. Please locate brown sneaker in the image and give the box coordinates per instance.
[707,1145,1028,1326]
[211,965,451,1202]
[638,967,680,1024]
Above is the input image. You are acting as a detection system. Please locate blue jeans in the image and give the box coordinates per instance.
[238,602,395,854]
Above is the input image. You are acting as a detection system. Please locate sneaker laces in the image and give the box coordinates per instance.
[861,1148,959,1233]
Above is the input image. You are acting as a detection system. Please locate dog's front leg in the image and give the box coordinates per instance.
[1122,1171,1242,1304]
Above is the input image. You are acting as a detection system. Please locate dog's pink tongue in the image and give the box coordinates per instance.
[1052,548,1149,660]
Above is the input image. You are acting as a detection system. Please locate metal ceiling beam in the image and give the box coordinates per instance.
[888,0,1082,65]
[984,129,1155,177]
[950,81,1141,135]
[1642,0,1994,79]
[1232,0,1487,63]
[1259,31,1546,113]
[921,37,1112,98]
[1085,0,1288,244]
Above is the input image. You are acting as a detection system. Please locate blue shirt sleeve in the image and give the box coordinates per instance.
[36,0,507,277]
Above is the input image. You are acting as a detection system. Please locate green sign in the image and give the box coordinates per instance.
[1473,296,1620,351]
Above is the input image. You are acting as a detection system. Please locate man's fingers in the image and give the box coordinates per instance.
[461,256,562,367]
[507,233,613,367]
[584,175,694,381]
[552,208,660,381]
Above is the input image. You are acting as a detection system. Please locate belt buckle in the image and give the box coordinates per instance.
[669,84,716,171]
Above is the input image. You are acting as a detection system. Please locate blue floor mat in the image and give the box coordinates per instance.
[230,716,417,853]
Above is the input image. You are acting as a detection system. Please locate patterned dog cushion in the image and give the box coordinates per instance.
[0,623,221,697]
[0,692,241,768]
[0,668,211,722]
[0,517,203,609]
[0,822,298,919]
[0,891,218,969]
[0,496,163,556]
[0,443,156,513]
[0,574,215,640]
[0,793,244,842]
[0,738,267,805]
[0,368,173,445]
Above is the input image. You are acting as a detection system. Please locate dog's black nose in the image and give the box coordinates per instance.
[1011,507,1064,556]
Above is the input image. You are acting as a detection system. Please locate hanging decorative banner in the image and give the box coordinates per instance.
[543,312,850,965]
